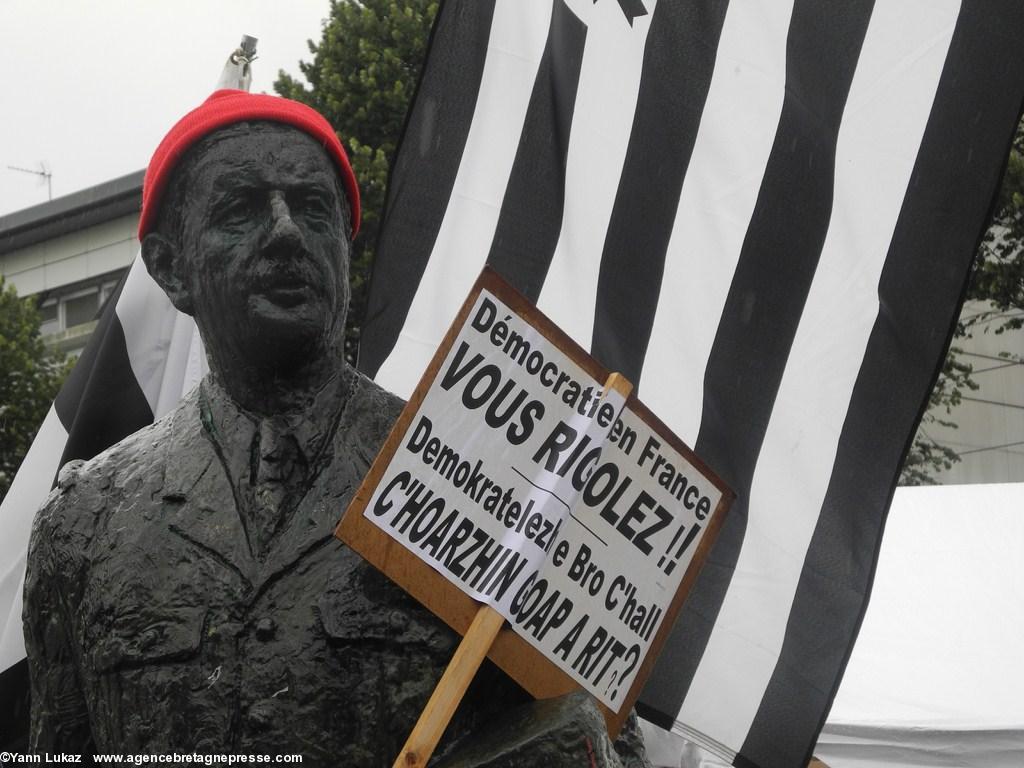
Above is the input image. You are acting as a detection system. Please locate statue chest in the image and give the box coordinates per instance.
[71,493,470,762]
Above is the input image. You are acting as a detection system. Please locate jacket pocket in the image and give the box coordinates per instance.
[317,559,455,653]
[90,607,207,673]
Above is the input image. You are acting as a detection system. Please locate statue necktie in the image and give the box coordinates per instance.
[251,421,307,556]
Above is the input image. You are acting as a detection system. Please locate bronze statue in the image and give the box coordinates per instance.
[24,92,649,766]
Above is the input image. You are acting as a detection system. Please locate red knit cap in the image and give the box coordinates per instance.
[139,89,360,239]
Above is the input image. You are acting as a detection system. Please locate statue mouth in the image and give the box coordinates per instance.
[253,269,324,308]
[259,284,315,308]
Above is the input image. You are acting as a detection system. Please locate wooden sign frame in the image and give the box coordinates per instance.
[337,267,733,736]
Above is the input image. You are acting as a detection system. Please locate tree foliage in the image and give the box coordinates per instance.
[275,0,439,362]
[971,122,1024,329]
[902,118,1024,484]
[0,277,70,500]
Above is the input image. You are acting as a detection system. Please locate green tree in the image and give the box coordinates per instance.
[970,120,1024,331]
[902,118,1024,484]
[276,0,439,362]
[0,276,71,500]
[900,348,976,485]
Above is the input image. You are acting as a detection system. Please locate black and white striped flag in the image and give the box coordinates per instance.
[359,1,1024,766]
[0,259,204,734]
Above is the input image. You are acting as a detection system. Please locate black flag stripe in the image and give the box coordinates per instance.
[359,0,497,377]
[486,0,587,302]
[639,0,877,725]
[589,0,729,383]
[739,5,1024,766]
[53,277,152,469]
[0,660,28,748]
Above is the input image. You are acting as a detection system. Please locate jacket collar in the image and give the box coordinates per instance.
[159,370,360,591]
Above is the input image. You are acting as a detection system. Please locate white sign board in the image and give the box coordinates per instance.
[339,269,731,729]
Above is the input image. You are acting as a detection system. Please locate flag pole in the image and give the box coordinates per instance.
[217,34,258,91]
[392,372,634,768]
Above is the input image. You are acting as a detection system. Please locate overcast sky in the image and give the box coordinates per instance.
[0,0,333,217]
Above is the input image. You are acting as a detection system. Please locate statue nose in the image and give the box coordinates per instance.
[266,191,303,245]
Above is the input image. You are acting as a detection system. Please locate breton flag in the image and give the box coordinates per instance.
[0,261,206,734]
[359,1,1024,766]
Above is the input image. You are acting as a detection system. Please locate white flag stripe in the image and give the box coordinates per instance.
[117,256,206,419]
[182,321,207,410]
[0,407,67,671]
[152,309,206,420]
[534,0,657,342]
[374,0,552,398]
[639,0,794,444]
[117,257,189,416]
[677,0,961,750]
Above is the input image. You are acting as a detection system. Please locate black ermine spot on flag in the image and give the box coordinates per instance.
[594,0,650,27]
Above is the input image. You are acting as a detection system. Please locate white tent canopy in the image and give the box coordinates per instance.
[643,483,1024,767]
[816,482,1024,767]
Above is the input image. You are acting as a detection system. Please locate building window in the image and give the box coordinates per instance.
[34,270,125,340]
[39,299,60,335]
[63,288,100,328]
[100,280,118,305]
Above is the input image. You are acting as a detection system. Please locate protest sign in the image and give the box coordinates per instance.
[337,268,732,738]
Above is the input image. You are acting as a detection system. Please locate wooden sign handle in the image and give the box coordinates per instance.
[603,371,634,400]
[393,604,505,768]
[391,371,634,768]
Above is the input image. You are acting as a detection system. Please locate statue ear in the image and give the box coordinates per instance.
[141,232,194,315]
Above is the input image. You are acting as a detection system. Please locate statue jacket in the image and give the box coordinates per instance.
[24,366,533,764]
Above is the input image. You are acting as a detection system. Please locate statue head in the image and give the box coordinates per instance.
[139,91,360,401]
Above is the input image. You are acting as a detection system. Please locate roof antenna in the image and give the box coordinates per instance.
[7,163,52,201]
[217,35,258,91]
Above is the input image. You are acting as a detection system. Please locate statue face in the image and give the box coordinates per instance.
[171,124,351,370]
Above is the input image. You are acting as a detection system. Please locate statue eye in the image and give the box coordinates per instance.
[215,190,262,226]
[291,192,333,225]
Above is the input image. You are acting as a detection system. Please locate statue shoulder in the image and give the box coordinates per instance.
[345,366,406,441]
[32,393,199,546]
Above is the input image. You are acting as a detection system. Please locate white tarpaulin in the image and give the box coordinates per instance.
[815,482,1024,768]
[643,482,1024,768]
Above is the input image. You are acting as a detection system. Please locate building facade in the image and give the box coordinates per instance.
[0,171,142,357]
[930,300,1024,484]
